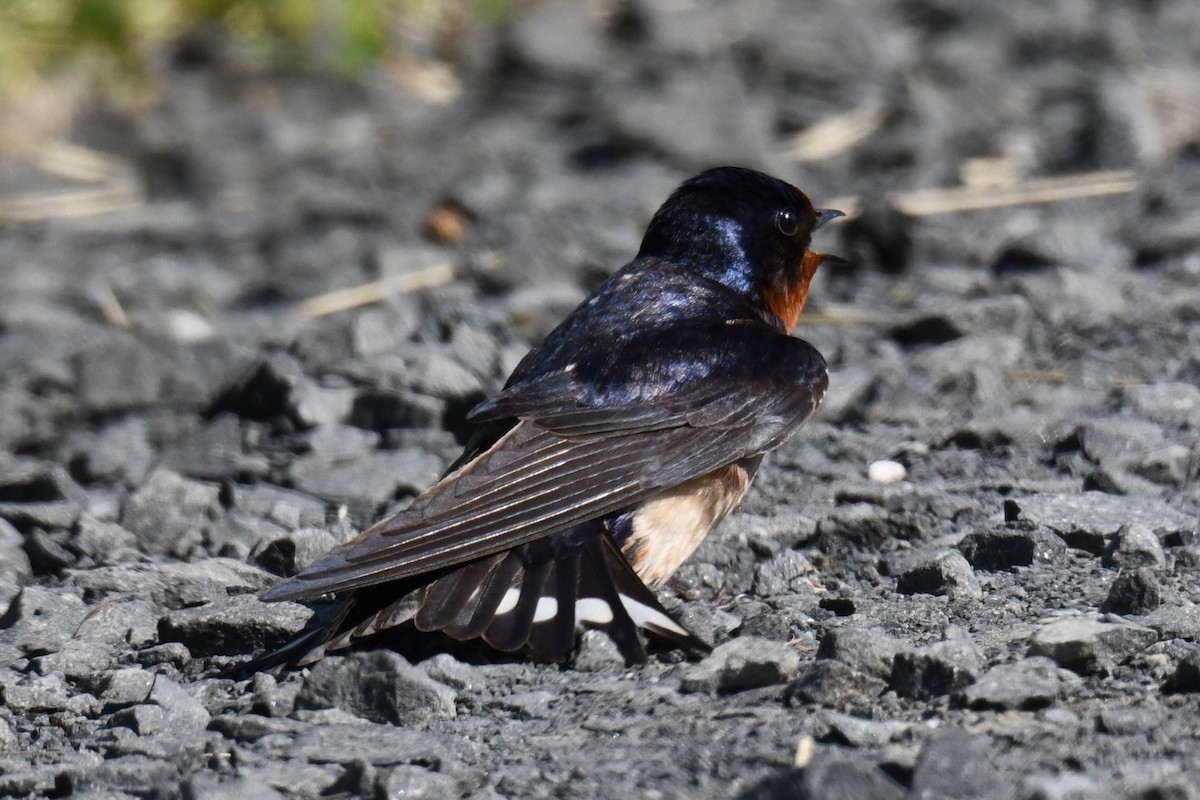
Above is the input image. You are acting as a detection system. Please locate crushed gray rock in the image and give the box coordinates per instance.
[377,765,461,800]
[895,550,983,600]
[956,657,1081,711]
[157,594,311,657]
[742,748,906,800]
[815,711,909,748]
[120,469,223,556]
[909,730,1008,800]
[0,456,86,531]
[1007,494,1195,555]
[1164,647,1200,694]
[1102,523,1168,569]
[2,3,1200,796]
[288,448,442,517]
[815,627,904,681]
[891,632,984,700]
[680,636,801,693]
[957,525,1068,571]
[287,721,449,767]
[787,659,888,708]
[816,504,925,555]
[295,650,457,725]
[1100,568,1162,615]
[1028,616,1159,674]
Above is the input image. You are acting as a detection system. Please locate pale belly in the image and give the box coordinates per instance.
[622,456,761,587]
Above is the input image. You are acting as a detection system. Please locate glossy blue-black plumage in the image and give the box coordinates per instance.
[252,166,838,669]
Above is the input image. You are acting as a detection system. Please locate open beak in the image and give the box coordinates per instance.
[813,209,846,266]
[814,208,845,230]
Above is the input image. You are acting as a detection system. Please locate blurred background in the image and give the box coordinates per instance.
[1,0,1198,488]
[2,0,1199,501]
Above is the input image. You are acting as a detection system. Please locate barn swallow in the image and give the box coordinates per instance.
[253,167,842,669]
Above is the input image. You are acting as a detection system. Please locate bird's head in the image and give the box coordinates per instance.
[637,167,843,330]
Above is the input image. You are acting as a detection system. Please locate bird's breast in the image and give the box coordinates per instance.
[623,457,761,587]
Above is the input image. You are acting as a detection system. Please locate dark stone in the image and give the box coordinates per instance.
[110,674,210,734]
[815,711,908,747]
[157,594,311,657]
[71,517,140,567]
[819,597,858,616]
[1164,647,1200,693]
[891,634,983,700]
[817,504,925,555]
[376,765,460,800]
[74,337,175,413]
[72,558,272,609]
[230,483,327,530]
[909,730,1008,800]
[66,417,154,485]
[1137,606,1200,641]
[288,448,442,518]
[349,389,444,433]
[889,313,964,347]
[895,550,982,600]
[211,354,305,422]
[787,659,887,708]
[159,413,245,481]
[1028,616,1159,674]
[295,650,456,725]
[23,528,75,575]
[816,627,904,681]
[207,713,303,743]
[956,657,1080,710]
[752,550,821,598]
[0,671,70,712]
[1132,444,1193,486]
[251,527,342,577]
[98,667,157,711]
[957,525,1067,571]
[1012,493,1195,554]
[0,457,86,532]
[680,636,801,693]
[1100,568,1162,615]
[737,749,906,800]
[120,468,223,556]
[1101,523,1167,569]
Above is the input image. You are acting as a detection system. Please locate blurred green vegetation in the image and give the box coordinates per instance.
[0,0,521,101]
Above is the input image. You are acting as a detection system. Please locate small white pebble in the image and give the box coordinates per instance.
[164,309,216,343]
[868,459,907,484]
[794,735,815,768]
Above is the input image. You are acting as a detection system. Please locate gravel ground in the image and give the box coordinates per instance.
[2,1,1199,798]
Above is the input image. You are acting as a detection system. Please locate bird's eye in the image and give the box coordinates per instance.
[776,207,798,237]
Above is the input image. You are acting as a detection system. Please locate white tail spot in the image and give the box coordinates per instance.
[533,596,559,623]
[495,587,520,616]
[575,597,614,625]
[618,594,689,637]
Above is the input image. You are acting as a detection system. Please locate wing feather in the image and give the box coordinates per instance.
[262,333,826,604]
